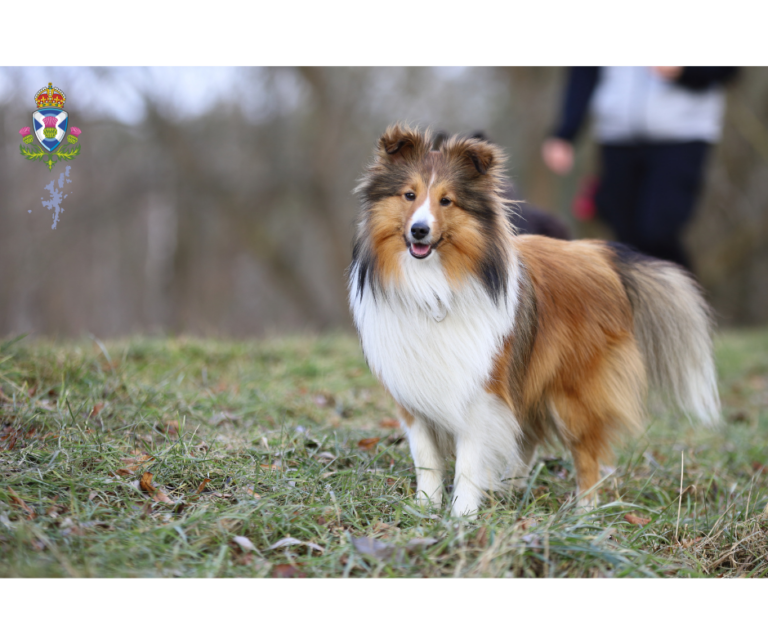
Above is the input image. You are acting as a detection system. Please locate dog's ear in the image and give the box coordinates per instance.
[465,140,496,176]
[443,136,503,178]
[377,124,427,164]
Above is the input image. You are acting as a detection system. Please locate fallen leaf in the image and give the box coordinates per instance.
[59,517,84,536]
[373,521,396,535]
[272,564,306,578]
[729,410,750,424]
[153,489,172,503]
[353,534,437,560]
[233,536,257,551]
[140,472,156,493]
[194,478,212,495]
[517,517,538,530]
[234,552,254,566]
[115,454,153,477]
[245,487,261,499]
[7,487,35,519]
[351,536,396,560]
[357,437,380,451]
[0,431,17,451]
[521,534,542,549]
[139,472,172,504]
[89,402,105,417]
[126,454,153,466]
[267,537,323,552]
[625,513,651,526]
[405,537,437,552]
[135,501,152,516]
[163,420,179,435]
[316,452,336,462]
[751,462,767,474]
[379,418,400,428]
[88,491,98,502]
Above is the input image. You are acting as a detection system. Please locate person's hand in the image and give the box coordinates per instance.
[541,138,574,175]
[653,66,683,81]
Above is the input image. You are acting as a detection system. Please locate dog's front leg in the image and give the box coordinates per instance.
[451,434,488,517]
[451,392,522,517]
[401,414,444,508]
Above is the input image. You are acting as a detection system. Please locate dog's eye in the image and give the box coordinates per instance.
[404,192,416,201]
[440,197,452,206]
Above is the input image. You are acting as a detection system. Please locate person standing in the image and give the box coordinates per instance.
[542,66,738,269]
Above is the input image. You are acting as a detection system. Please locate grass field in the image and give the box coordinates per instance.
[1,330,767,578]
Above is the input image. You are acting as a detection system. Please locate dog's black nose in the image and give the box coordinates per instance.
[411,223,430,240]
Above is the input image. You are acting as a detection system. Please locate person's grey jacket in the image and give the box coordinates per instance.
[553,66,738,145]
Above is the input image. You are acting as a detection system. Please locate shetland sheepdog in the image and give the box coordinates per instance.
[348,125,720,517]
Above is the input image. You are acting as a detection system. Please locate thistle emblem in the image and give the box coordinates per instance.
[19,82,82,171]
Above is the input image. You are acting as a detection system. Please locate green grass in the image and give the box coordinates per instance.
[1,330,767,578]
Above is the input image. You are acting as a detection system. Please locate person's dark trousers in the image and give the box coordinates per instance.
[594,141,710,270]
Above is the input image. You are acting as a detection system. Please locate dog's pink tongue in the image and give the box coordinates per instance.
[412,243,430,257]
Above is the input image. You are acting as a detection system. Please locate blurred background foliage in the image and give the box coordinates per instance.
[1,67,767,338]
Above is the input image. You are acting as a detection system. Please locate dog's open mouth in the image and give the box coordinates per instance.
[409,242,432,259]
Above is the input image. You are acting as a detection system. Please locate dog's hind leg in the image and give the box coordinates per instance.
[399,407,445,508]
[549,397,616,509]
[567,438,602,508]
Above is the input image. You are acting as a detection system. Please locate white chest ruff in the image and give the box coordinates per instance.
[350,252,519,432]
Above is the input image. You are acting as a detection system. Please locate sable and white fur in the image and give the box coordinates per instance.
[348,125,720,516]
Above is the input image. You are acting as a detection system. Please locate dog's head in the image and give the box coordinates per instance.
[353,124,512,300]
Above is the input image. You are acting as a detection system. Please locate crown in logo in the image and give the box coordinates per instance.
[35,82,66,109]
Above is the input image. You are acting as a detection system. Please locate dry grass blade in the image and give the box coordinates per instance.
[7,487,36,519]
[675,451,684,543]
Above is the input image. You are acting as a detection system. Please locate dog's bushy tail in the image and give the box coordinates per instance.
[611,244,720,425]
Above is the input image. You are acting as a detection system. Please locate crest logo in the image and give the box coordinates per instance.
[19,82,82,171]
